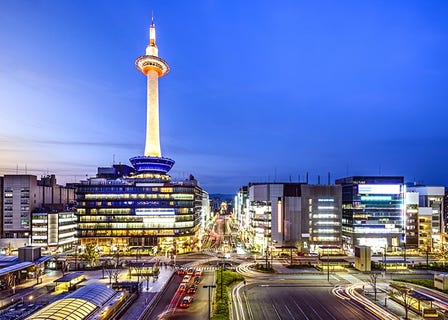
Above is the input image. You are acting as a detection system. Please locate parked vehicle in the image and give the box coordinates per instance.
[179,296,193,308]
[187,284,198,294]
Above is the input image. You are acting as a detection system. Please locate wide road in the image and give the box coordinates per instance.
[241,281,379,320]
[145,268,216,320]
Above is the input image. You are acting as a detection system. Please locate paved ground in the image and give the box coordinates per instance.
[1,256,447,320]
[0,257,176,319]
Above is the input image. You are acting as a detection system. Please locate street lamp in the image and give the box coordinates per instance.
[203,285,216,320]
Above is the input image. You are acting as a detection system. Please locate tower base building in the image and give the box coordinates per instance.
[76,165,209,256]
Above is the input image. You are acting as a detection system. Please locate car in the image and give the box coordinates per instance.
[178,283,187,292]
[194,270,202,277]
[187,284,198,294]
[179,296,193,308]
[182,275,191,283]
[177,268,186,276]
[193,276,201,284]
[187,268,195,275]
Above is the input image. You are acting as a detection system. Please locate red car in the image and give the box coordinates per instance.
[187,284,197,294]
[179,296,193,308]
[177,268,186,276]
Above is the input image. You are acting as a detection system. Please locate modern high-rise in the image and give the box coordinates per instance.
[76,20,209,255]
[336,176,405,254]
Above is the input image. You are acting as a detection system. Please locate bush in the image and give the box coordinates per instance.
[211,269,245,320]
[254,263,275,273]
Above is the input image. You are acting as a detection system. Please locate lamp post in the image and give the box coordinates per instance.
[220,258,224,299]
[203,285,216,320]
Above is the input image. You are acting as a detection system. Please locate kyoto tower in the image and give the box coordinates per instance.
[130,18,175,178]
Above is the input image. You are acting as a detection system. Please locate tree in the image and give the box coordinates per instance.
[390,283,414,319]
[83,243,100,269]
[368,272,380,300]
[296,240,309,255]
[434,243,448,267]
[5,273,16,296]
[106,268,120,284]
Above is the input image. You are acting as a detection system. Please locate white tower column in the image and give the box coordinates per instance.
[145,70,161,157]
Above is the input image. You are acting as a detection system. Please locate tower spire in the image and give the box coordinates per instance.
[131,18,174,177]
[149,12,157,49]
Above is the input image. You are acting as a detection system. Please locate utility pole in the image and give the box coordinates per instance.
[203,285,216,320]
[220,258,224,299]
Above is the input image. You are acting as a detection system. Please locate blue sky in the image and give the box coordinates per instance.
[0,1,447,194]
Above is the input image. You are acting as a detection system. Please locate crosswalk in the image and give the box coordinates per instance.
[177,265,221,272]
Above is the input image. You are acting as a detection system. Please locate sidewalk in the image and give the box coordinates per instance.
[0,263,175,320]
[0,270,63,308]
[365,283,423,320]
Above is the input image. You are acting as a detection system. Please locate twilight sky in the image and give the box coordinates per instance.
[0,1,447,194]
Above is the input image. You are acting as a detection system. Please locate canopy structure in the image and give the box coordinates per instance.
[26,284,116,320]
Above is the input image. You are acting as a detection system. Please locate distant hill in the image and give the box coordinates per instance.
[209,194,234,200]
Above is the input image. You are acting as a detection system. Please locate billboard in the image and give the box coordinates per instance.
[358,184,401,195]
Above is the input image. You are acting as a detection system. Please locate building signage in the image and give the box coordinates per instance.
[358,184,401,195]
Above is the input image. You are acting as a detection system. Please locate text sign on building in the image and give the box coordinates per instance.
[358,184,401,195]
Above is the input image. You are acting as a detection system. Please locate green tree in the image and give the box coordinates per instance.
[434,243,448,266]
[83,243,100,268]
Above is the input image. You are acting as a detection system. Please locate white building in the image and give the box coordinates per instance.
[31,211,77,252]
[407,185,445,250]
[1,174,75,251]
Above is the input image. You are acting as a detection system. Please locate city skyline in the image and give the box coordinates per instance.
[1,1,447,194]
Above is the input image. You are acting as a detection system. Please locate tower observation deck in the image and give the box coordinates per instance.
[130,18,175,178]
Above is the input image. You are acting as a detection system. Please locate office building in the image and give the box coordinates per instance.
[240,182,342,254]
[336,176,404,254]
[1,174,75,251]
[407,184,445,251]
[31,210,77,252]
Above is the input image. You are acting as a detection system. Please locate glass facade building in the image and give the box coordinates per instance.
[336,176,404,253]
[76,170,207,255]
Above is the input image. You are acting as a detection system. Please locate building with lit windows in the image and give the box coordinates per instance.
[31,210,77,251]
[76,169,208,254]
[240,182,341,254]
[335,176,405,254]
[301,185,342,252]
[406,185,445,252]
[1,174,75,251]
[75,20,209,255]
[404,191,419,251]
